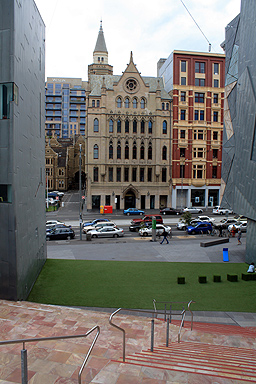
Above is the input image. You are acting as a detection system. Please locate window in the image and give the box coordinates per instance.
[195,78,205,87]
[133,142,137,159]
[109,142,113,159]
[117,141,121,159]
[109,119,113,133]
[148,120,152,134]
[212,166,217,178]
[117,119,121,133]
[214,63,219,75]
[133,98,137,108]
[124,168,129,182]
[162,146,167,160]
[213,93,218,104]
[195,62,205,73]
[180,148,185,157]
[125,141,129,159]
[94,118,99,132]
[140,143,145,159]
[133,120,137,133]
[132,167,137,182]
[181,91,186,101]
[181,61,187,72]
[195,93,204,103]
[97,100,100,107]
[162,168,167,182]
[194,129,204,140]
[148,168,152,182]
[140,168,144,182]
[93,144,99,159]
[214,79,219,88]
[162,103,165,110]
[213,111,218,122]
[200,110,204,121]
[116,167,121,182]
[193,164,204,179]
[125,119,129,133]
[180,164,185,179]
[93,167,98,182]
[141,120,145,134]
[213,149,218,159]
[181,77,186,85]
[180,110,186,120]
[213,131,218,140]
[141,98,145,109]
[180,130,185,139]
[148,143,152,160]
[163,120,167,134]
[194,110,199,120]
[92,100,95,107]
[109,167,113,182]
[117,97,122,108]
[125,98,129,108]
[166,103,169,110]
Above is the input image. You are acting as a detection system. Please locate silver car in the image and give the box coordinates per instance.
[183,207,203,214]
[90,227,124,238]
[83,221,116,234]
[139,224,172,237]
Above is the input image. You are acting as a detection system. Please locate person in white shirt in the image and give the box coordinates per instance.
[247,263,255,273]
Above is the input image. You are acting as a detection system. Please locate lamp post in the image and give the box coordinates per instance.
[46,171,49,209]
[79,144,82,240]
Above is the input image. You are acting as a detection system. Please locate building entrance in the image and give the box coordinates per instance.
[124,191,136,209]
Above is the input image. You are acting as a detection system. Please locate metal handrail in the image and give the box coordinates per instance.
[0,325,100,384]
[178,300,195,342]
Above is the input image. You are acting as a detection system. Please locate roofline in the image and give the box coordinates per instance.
[172,50,225,58]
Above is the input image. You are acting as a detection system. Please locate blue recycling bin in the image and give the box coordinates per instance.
[223,248,229,262]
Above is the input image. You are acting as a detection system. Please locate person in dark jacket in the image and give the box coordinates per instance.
[160,229,169,244]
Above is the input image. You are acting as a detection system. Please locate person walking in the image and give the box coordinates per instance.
[237,228,242,245]
[160,229,169,244]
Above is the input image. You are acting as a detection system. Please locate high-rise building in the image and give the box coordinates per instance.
[0,0,46,300]
[158,50,225,208]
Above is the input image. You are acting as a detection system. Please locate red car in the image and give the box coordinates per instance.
[131,214,163,225]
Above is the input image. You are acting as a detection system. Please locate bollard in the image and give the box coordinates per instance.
[21,348,28,384]
[166,316,170,347]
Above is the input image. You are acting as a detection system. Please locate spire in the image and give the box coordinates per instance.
[94,21,108,53]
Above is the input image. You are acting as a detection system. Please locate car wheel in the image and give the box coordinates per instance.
[113,234,118,238]
[192,231,196,235]
[183,227,186,231]
[91,234,97,238]
[136,228,139,232]
[221,212,224,215]
[163,212,166,215]
[140,212,143,215]
[143,232,148,237]
[67,235,71,240]
[127,212,130,216]
[176,212,179,215]
[46,237,50,241]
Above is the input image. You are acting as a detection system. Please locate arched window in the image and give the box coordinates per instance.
[125,98,130,108]
[117,141,121,159]
[117,97,122,108]
[162,146,167,160]
[133,98,137,109]
[133,141,137,159]
[93,144,99,159]
[148,120,152,134]
[109,119,113,133]
[140,142,145,160]
[148,143,152,160]
[125,141,129,159]
[141,120,145,134]
[133,120,137,133]
[109,141,113,159]
[117,119,121,133]
[163,120,167,134]
[94,118,99,132]
[125,119,129,133]
[141,98,145,109]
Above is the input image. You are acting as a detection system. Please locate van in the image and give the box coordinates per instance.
[131,215,163,225]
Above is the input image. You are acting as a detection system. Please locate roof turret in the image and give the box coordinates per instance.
[94,21,107,53]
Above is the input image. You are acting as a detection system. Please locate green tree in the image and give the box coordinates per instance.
[179,212,192,226]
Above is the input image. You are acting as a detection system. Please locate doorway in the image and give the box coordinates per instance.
[124,190,136,209]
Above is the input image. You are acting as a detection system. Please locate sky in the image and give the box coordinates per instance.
[35,0,241,81]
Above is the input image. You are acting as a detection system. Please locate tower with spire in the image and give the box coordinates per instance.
[88,21,113,77]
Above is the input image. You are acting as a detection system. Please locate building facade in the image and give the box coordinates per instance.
[158,51,225,209]
[222,0,256,263]
[0,0,46,300]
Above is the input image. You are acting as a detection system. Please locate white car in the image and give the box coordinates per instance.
[46,220,65,226]
[197,216,215,224]
[183,207,203,214]
[228,222,247,233]
[212,206,233,215]
[139,224,172,237]
[83,221,116,234]
[90,227,124,238]
[177,219,201,231]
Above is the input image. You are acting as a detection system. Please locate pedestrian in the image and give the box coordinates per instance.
[160,229,169,244]
[237,228,242,245]
[247,262,255,273]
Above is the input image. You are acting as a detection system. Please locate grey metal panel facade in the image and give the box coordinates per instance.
[0,0,46,300]
[222,0,256,263]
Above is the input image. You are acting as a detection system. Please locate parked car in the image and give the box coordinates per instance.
[177,219,201,231]
[52,190,65,198]
[183,207,203,214]
[123,208,144,216]
[196,215,215,224]
[46,227,75,240]
[83,218,110,228]
[46,220,65,226]
[234,215,247,222]
[212,206,233,215]
[187,222,212,235]
[83,221,116,234]
[131,215,163,225]
[139,224,172,237]
[46,224,70,233]
[90,227,124,238]
[129,222,149,232]
[218,218,238,229]
[228,222,247,233]
[46,197,58,205]
[160,207,181,215]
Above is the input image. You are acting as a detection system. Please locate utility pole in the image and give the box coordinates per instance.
[79,144,82,240]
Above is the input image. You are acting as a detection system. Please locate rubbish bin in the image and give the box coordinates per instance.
[104,205,113,214]
[86,232,92,241]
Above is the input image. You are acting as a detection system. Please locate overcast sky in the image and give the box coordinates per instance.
[35,0,241,80]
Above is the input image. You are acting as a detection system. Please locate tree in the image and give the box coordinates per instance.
[179,212,192,226]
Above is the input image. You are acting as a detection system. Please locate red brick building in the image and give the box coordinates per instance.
[158,50,225,208]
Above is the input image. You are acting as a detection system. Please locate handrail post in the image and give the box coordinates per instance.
[21,343,28,384]
[169,305,172,323]
[164,304,166,321]
[109,308,125,362]
[166,316,169,347]
[150,318,154,352]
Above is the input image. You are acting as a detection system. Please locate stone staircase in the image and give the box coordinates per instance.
[0,300,256,383]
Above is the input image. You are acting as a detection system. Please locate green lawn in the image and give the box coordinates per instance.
[28,260,256,312]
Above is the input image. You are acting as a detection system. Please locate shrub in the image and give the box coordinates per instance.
[213,275,221,282]
[198,276,207,283]
[227,274,238,282]
[177,277,185,284]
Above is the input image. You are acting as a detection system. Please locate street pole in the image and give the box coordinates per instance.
[79,144,82,240]
[46,173,49,209]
